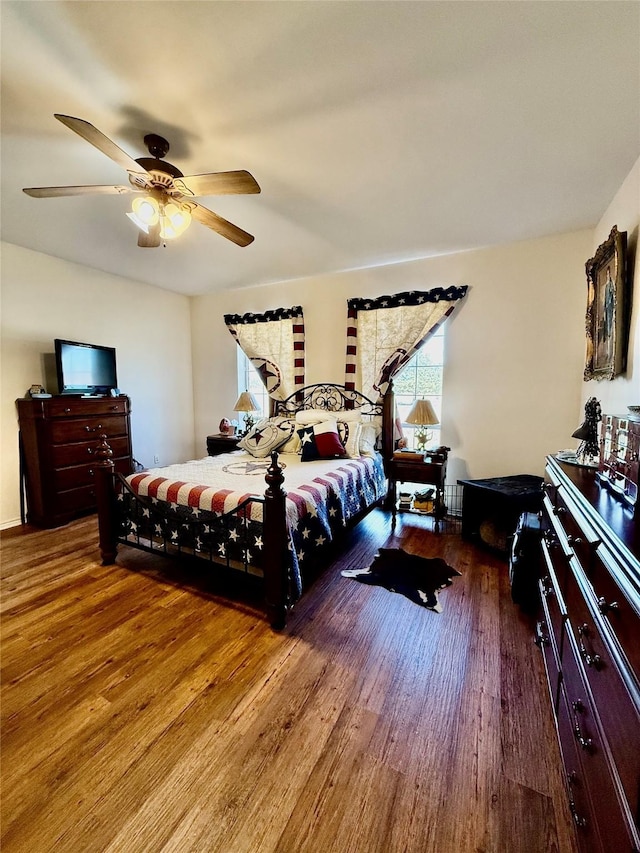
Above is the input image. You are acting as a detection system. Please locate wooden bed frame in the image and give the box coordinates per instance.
[94,383,395,628]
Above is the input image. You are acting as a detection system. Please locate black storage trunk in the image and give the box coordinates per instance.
[509,511,543,612]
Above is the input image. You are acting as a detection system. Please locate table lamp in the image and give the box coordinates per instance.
[234,390,261,435]
[405,399,439,451]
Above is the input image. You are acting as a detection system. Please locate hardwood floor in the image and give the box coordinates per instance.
[1,510,578,853]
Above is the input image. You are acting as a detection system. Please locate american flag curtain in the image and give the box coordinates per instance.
[224,306,305,401]
[344,286,468,400]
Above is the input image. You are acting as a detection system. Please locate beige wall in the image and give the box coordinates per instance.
[1,242,195,528]
[4,160,636,528]
[191,228,594,485]
[582,156,639,415]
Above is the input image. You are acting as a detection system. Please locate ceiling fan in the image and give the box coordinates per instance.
[23,114,260,248]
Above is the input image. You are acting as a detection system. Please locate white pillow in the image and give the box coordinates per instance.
[330,408,363,424]
[295,409,335,425]
[337,420,362,458]
[359,423,378,457]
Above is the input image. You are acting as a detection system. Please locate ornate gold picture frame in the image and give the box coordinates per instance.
[583,225,628,381]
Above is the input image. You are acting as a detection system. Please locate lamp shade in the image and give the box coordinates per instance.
[405,399,439,426]
[234,391,261,413]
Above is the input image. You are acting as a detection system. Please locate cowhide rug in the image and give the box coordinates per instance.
[341,547,461,613]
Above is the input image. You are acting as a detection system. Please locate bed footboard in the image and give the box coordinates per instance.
[94,437,290,628]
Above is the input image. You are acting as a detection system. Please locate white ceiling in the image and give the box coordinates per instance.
[1,1,639,297]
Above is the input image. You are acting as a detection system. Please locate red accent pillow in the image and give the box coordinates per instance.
[297,421,346,461]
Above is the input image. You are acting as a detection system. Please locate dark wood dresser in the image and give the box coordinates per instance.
[537,455,639,852]
[17,396,133,528]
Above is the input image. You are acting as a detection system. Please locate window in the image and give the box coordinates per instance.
[393,325,445,449]
[236,350,269,424]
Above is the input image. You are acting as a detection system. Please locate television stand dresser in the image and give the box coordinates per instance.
[17,395,133,528]
[537,455,639,852]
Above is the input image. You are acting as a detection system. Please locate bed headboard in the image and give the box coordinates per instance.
[272,383,395,463]
[273,383,381,417]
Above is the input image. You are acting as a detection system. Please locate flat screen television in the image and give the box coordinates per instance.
[54,339,118,395]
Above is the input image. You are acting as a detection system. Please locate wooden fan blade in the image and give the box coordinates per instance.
[23,185,137,198]
[54,114,151,177]
[175,170,261,197]
[137,221,161,248]
[190,202,254,246]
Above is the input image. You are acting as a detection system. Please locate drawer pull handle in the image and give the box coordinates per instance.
[597,597,619,615]
[571,700,594,753]
[541,578,553,598]
[534,621,550,648]
[64,407,71,413]
[88,469,94,477]
[569,800,587,830]
[566,535,583,546]
[87,447,93,455]
[84,423,103,432]
[577,624,602,670]
[553,506,566,515]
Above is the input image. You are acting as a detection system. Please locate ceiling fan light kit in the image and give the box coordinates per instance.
[23,115,260,249]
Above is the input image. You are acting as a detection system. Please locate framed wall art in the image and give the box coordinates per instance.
[583,225,629,381]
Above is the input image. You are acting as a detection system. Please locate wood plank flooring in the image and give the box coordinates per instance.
[1,510,579,853]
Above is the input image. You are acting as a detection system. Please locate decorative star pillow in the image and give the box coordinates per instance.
[297,421,347,461]
[238,418,296,458]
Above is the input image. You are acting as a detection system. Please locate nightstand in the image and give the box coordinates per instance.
[206,433,241,456]
[388,448,448,530]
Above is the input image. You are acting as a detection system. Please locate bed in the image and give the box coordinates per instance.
[95,384,395,627]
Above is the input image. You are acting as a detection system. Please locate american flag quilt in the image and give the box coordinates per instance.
[117,451,386,603]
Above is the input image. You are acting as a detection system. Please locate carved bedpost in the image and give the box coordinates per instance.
[382,379,395,472]
[263,451,288,629]
[94,435,118,565]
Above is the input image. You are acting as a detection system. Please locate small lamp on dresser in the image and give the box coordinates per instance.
[234,390,261,435]
[405,399,439,451]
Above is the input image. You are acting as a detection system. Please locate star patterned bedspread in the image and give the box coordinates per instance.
[122,451,387,598]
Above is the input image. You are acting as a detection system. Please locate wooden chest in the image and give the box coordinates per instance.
[17,396,133,528]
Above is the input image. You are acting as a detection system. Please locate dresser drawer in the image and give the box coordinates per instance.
[51,436,130,468]
[56,484,98,515]
[561,626,640,852]
[53,456,132,491]
[563,573,640,820]
[551,489,601,574]
[46,397,128,418]
[556,683,598,851]
[536,610,562,713]
[583,551,640,677]
[50,415,128,444]
[541,540,568,661]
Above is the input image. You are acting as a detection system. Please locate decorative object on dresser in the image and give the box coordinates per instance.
[405,398,439,451]
[598,412,639,512]
[234,390,261,435]
[572,397,602,466]
[388,445,448,530]
[583,225,630,381]
[537,455,639,853]
[459,474,544,555]
[206,433,241,457]
[17,395,133,528]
